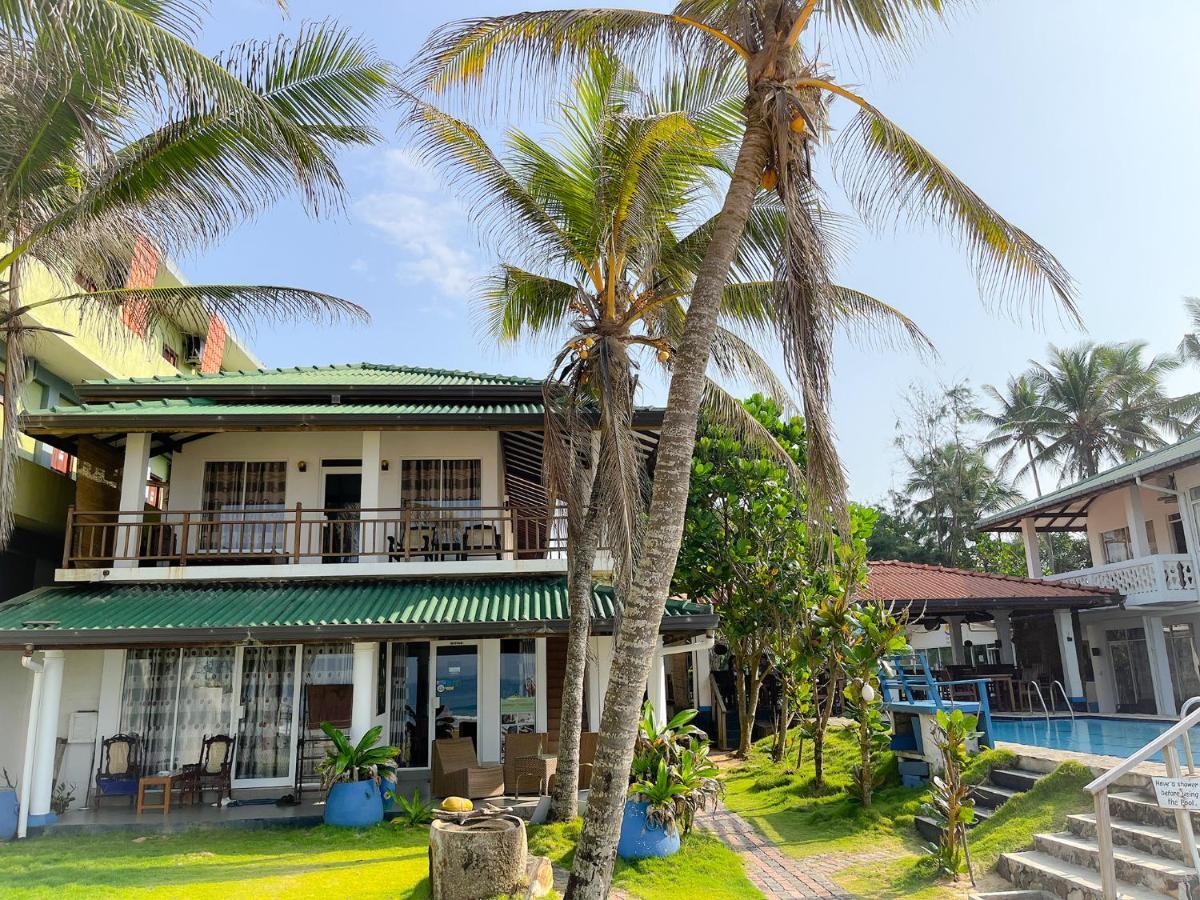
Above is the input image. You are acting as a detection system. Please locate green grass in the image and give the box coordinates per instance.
[963,748,1019,785]
[0,822,432,898]
[529,819,763,900]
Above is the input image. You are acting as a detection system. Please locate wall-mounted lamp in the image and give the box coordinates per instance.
[381,460,390,472]
[297,460,307,472]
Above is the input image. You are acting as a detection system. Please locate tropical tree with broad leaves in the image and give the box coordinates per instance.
[0,1,393,546]
[408,3,1074,894]
[403,51,923,820]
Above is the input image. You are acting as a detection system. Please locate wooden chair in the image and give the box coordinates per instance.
[432,737,504,799]
[181,734,235,803]
[503,732,544,796]
[578,732,599,787]
[92,733,142,808]
[463,524,500,559]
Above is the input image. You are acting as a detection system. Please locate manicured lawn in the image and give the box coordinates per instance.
[722,727,1093,898]
[530,819,762,900]
[0,817,761,899]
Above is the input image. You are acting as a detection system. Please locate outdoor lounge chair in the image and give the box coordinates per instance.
[181,734,235,803]
[432,737,504,799]
[503,731,544,796]
[92,733,142,808]
[548,731,598,795]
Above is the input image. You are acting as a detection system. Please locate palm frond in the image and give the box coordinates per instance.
[701,378,803,488]
[477,266,580,344]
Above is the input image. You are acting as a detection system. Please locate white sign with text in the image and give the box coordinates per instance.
[1152,776,1200,810]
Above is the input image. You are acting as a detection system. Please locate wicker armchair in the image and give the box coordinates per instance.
[578,731,599,786]
[503,732,545,796]
[432,737,505,799]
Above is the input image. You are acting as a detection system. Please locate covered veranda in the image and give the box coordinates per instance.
[861,560,1121,712]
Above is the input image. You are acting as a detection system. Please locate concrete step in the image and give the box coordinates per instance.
[990,768,1043,793]
[1109,791,1200,832]
[1033,831,1197,896]
[973,782,1020,809]
[1069,813,1200,864]
[968,892,1055,900]
[997,850,1172,900]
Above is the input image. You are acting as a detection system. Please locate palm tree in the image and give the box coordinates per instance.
[0,3,392,546]
[409,5,1075,893]
[1031,342,1190,479]
[1177,296,1200,367]
[976,374,1052,496]
[404,51,925,821]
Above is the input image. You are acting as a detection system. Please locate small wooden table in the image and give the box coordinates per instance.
[136,773,181,815]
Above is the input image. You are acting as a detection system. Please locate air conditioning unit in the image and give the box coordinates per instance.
[183,333,205,363]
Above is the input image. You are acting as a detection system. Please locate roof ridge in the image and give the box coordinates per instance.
[85,361,542,386]
[867,559,1118,595]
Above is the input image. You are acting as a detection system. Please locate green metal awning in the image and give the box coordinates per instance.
[0,577,716,648]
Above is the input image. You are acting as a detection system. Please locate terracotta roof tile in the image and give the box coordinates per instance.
[859,559,1118,603]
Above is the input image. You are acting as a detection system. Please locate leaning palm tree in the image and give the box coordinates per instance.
[409,4,1075,893]
[0,3,392,546]
[404,51,927,822]
[1031,342,1190,479]
[1177,296,1200,367]
[976,374,1052,496]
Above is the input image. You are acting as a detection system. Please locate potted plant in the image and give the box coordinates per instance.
[617,703,723,860]
[0,769,16,842]
[318,722,400,828]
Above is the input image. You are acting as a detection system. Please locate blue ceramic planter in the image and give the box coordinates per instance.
[0,789,17,842]
[379,777,395,811]
[324,779,384,828]
[617,799,680,860]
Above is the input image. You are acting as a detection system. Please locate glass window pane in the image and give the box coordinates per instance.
[500,639,536,751]
[173,648,235,769]
[120,648,180,773]
[236,645,297,780]
[390,642,430,767]
[435,646,479,747]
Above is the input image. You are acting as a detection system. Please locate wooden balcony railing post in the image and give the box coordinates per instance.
[62,506,75,568]
[179,512,190,566]
[293,502,303,563]
[403,508,411,560]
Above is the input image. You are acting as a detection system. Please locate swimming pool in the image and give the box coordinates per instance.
[991,715,1200,762]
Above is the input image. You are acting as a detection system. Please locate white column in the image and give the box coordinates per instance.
[477,640,501,763]
[1053,609,1085,703]
[947,616,966,665]
[534,638,548,734]
[114,433,152,566]
[1124,484,1151,558]
[647,638,667,726]
[350,642,377,743]
[695,646,713,711]
[993,610,1015,665]
[1143,615,1177,716]
[92,650,125,786]
[1085,622,1117,714]
[360,432,383,561]
[1020,517,1042,578]
[29,650,65,823]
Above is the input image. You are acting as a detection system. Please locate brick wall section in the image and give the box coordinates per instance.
[545,635,568,739]
[120,236,159,336]
[199,314,226,374]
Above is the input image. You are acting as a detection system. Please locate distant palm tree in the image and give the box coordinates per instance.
[408,4,1075,892]
[1177,296,1200,366]
[976,375,1052,496]
[0,3,392,546]
[403,51,926,822]
[1031,342,1189,479]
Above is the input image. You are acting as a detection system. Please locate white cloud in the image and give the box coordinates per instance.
[354,150,482,301]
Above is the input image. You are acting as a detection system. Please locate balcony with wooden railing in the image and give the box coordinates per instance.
[62,504,570,570]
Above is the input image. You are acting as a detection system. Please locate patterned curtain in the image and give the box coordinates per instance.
[173,648,235,769]
[119,649,180,772]
[443,460,481,508]
[244,461,287,551]
[200,461,286,552]
[235,645,296,780]
[401,460,441,510]
[201,462,244,551]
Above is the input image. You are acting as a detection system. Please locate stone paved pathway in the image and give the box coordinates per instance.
[698,807,892,899]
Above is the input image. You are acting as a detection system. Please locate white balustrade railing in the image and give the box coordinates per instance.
[1046,553,1197,599]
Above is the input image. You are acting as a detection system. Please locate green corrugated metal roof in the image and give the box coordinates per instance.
[0,577,714,645]
[977,431,1200,530]
[24,397,545,418]
[84,363,540,388]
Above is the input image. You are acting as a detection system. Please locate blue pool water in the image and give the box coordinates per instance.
[992,715,1200,762]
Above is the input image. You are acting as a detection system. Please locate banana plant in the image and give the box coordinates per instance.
[317,722,401,790]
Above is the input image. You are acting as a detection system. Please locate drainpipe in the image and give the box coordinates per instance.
[1136,476,1200,600]
[18,648,43,840]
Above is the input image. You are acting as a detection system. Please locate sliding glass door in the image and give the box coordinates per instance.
[234,645,299,786]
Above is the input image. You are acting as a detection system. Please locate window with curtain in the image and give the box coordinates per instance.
[400,459,481,509]
[119,648,180,772]
[201,461,287,552]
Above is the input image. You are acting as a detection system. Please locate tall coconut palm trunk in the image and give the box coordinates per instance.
[550,465,603,822]
[0,256,24,548]
[565,117,772,899]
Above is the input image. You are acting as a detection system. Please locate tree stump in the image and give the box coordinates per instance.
[429,814,529,900]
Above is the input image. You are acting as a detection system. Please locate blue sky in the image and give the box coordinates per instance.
[189,1,1200,503]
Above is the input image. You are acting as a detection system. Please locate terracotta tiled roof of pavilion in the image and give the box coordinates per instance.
[859,560,1120,612]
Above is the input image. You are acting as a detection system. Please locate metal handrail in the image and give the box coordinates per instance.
[1181,696,1200,776]
[1085,699,1200,898]
[1026,680,1051,724]
[1051,680,1076,721]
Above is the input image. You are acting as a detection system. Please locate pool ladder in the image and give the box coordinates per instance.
[1025,680,1075,723]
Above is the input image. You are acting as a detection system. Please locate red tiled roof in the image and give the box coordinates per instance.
[859,560,1119,604]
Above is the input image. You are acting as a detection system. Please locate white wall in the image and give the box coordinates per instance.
[1082,484,1184,565]
[167,430,503,511]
